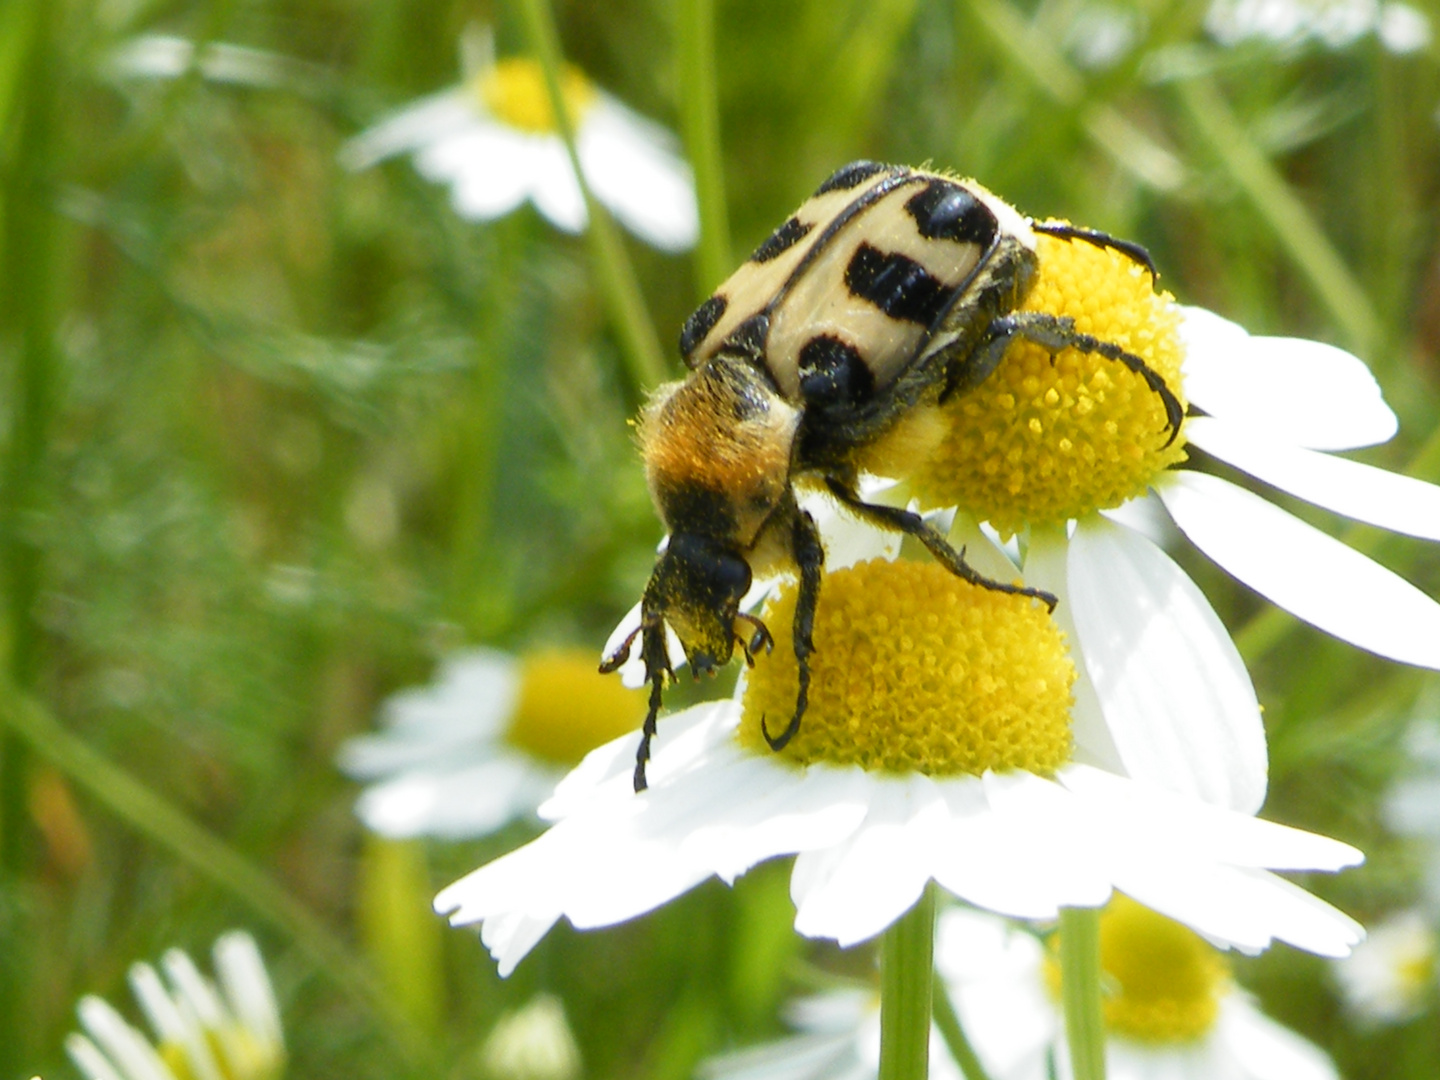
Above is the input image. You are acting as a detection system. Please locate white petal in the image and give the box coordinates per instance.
[1159,471,1440,669]
[67,1034,129,1080]
[213,931,283,1050]
[791,776,948,945]
[128,964,221,1080]
[578,97,698,252]
[526,138,588,233]
[1178,306,1397,450]
[340,92,480,171]
[416,126,535,221]
[76,998,175,1080]
[1024,532,1126,779]
[483,910,562,978]
[1066,516,1267,813]
[1187,416,1440,541]
[1216,995,1339,1080]
[353,754,554,839]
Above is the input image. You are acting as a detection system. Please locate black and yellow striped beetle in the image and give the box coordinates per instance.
[604,161,1183,792]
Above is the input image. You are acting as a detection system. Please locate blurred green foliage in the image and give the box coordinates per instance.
[1,0,1439,1078]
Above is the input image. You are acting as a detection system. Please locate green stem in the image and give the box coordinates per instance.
[1174,77,1380,359]
[514,0,668,392]
[1059,906,1106,1080]
[879,884,936,1080]
[676,0,730,294]
[0,686,430,1067]
[932,968,993,1080]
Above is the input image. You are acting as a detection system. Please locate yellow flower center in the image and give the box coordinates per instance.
[473,58,597,134]
[504,649,643,766]
[738,559,1073,775]
[910,232,1189,537]
[1044,895,1230,1043]
[159,1027,284,1080]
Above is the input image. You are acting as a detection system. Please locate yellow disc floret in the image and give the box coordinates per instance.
[505,650,643,766]
[911,231,1189,537]
[738,559,1073,775]
[474,58,598,134]
[1045,895,1230,1043]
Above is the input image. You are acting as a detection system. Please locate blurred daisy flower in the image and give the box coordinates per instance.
[339,29,699,252]
[703,900,1340,1080]
[338,648,642,840]
[1383,718,1440,907]
[66,931,284,1080]
[480,993,583,1080]
[1333,908,1437,1024]
[435,543,1362,977]
[1204,0,1432,52]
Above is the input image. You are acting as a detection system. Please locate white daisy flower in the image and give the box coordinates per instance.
[703,901,1340,1080]
[337,648,643,840]
[897,232,1440,818]
[339,34,698,253]
[480,993,583,1080]
[1204,0,1431,53]
[66,931,284,1080]
[436,549,1362,978]
[1332,908,1437,1024]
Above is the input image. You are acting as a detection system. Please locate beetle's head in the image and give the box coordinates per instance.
[643,532,753,676]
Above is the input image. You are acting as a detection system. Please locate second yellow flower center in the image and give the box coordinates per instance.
[473,58,598,134]
[1045,895,1231,1043]
[504,650,643,766]
[738,559,1074,775]
[910,232,1189,537]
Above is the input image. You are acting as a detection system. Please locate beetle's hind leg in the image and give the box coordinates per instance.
[760,509,823,752]
[1031,220,1158,280]
[613,619,672,792]
[824,478,1058,612]
[957,311,1184,448]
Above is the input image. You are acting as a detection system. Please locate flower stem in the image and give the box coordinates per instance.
[1059,906,1106,1080]
[676,0,731,294]
[932,968,993,1080]
[515,0,668,393]
[879,884,936,1080]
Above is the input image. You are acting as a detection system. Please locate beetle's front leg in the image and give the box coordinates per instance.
[761,509,823,752]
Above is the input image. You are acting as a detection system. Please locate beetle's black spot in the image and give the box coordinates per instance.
[844,243,950,326]
[798,334,875,407]
[679,294,728,358]
[749,217,812,263]
[813,161,889,196]
[904,181,997,246]
[721,313,770,363]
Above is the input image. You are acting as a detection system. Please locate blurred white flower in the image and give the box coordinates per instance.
[340,34,698,252]
[66,931,284,1080]
[1205,0,1431,53]
[103,33,320,89]
[338,648,642,840]
[480,994,582,1080]
[1333,908,1437,1024]
[703,902,1340,1080]
[1383,719,1440,908]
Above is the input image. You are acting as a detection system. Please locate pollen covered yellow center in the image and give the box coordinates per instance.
[738,559,1073,775]
[910,232,1189,537]
[474,58,597,134]
[505,650,643,766]
[1045,895,1230,1043]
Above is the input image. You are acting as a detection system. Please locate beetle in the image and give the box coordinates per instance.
[603,161,1182,792]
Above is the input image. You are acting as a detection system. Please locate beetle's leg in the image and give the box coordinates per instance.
[824,477,1058,612]
[952,311,1184,447]
[599,625,642,674]
[631,620,673,793]
[1031,220,1158,281]
[761,509,823,752]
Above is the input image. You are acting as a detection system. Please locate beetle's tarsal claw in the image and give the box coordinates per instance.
[761,709,801,751]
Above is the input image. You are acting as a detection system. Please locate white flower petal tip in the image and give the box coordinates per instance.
[1160,472,1440,671]
[1062,517,1268,814]
[433,701,1365,975]
[1187,416,1440,542]
[1178,306,1396,450]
